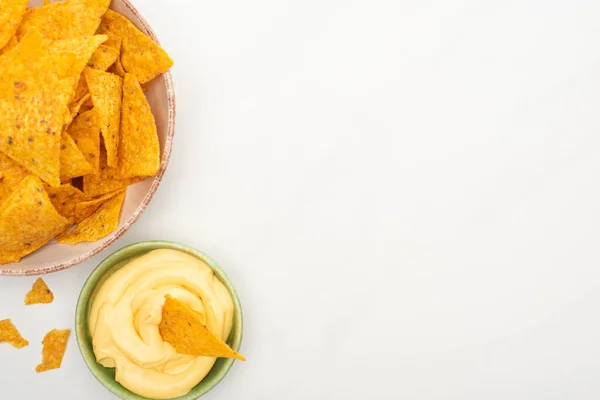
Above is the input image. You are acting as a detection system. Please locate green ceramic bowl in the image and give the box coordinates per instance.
[75,241,244,400]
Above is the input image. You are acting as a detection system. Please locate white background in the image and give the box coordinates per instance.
[2,0,600,398]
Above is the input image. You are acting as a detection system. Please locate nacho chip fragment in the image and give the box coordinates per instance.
[97,9,173,84]
[119,73,160,178]
[159,296,245,361]
[0,319,29,349]
[0,153,28,191]
[17,0,111,41]
[88,40,120,71]
[0,0,28,50]
[83,149,141,197]
[0,175,70,264]
[74,189,123,222]
[46,184,90,220]
[60,132,94,181]
[57,191,125,244]
[25,278,54,305]
[84,68,122,167]
[107,56,126,78]
[0,28,74,187]
[68,109,101,172]
[36,329,70,373]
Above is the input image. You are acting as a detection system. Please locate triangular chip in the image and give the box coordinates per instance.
[60,132,94,181]
[83,149,141,197]
[17,0,110,41]
[0,175,69,254]
[119,73,160,178]
[46,183,90,220]
[97,9,173,84]
[0,28,74,187]
[72,75,88,104]
[57,191,124,244]
[0,153,28,191]
[107,55,126,78]
[66,93,90,127]
[0,0,28,50]
[0,319,29,349]
[49,35,107,90]
[84,68,122,167]
[159,296,245,361]
[36,328,70,373]
[74,189,123,223]
[68,109,101,172]
[88,39,120,71]
[25,278,54,305]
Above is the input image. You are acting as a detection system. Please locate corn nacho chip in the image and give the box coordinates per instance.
[68,109,101,172]
[159,296,245,361]
[119,73,160,178]
[46,183,90,220]
[60,132,94,181]
[83,148,141,197]
[0,319,29,349]
[36,329,70,373]
[17,0,111,41]
[0,0,27,50]
[97,9,173,84]
[0,28,74,187]
[107,55,126,78]
[49,35,107,89]
[74,189,123,223]
[84,68,122,167]
[88,42,120,71]
[57,191,124,244]
[25,278,54,305]
[67,93,90,126]
[0,153,28,190]
[0,176,69,259]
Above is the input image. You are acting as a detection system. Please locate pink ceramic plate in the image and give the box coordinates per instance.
[0,0,176,276]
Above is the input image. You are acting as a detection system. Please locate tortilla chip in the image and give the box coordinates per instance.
[119,73,160,178]
[36,329,70,373]
[0,0,27,50]
[107,56,126,78]
[0,153,28,190]
[49,35,107,91]
[57,191,124,244]
[0,35,18,56]
[97,9,173,84]
[74,189,123,223]
[25,278,54,305]
[17,0,110,41]
[159,296,245,361]
[83,147,141,197]
[60,132,94,181]
[84,68,122,167]
[67,109,101,173]
[0,319,29,349]
[0,28,74,187]
[0,175,69,257]
[66,93,90,127]
[87,43,120,71]
[72,75,88,103]
[46,184,90,220]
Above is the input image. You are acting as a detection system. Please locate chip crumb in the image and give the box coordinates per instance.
[159,296,245,361]
[36,329,70,373]
[25,278,54,305]
[0,319,29,349]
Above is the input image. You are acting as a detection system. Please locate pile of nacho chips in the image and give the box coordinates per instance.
[0,0,173,264]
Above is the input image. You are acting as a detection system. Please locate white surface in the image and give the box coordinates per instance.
[2,0,600,398]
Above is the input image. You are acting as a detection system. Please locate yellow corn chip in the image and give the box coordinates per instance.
[66,93,90,127]
[83,160,141,197]
[0,319,29,349]
[74,189,123,223]
[49,35,107,90]
[107,55,126,78]
[0,175,69,255]
[17,0,110,41]
[0,153,28,190]
[72,75,88,103]
[84,68,122,167]
[0,0,27,50]
[60,132,94,181]
[36,329,70,373]
[119,73,160,178]
[25,278,54,305]
[159,296,245,361]
[57,191,124,244]
[46,183,90,220]
[0,28,74,187]
[68,109,101,173]
[97,9,173,84]
[88,36,121,71]
[0,35,18,56]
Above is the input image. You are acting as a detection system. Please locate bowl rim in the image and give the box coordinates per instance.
[75,241,244,400]
[0,0,177,276]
